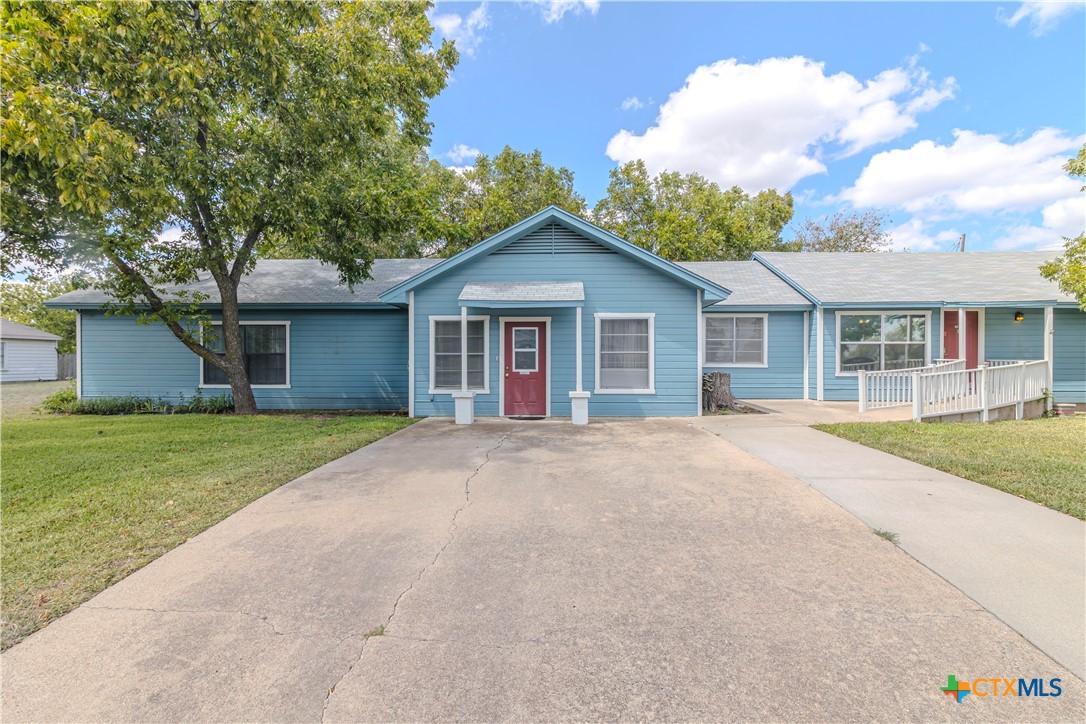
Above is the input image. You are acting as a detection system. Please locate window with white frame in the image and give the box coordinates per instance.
[838,313,928,373]
[431,317,488,391]
[595,314,654,393]
[704,315,767,366]
[511,327,538,372]
[202,322,289,386]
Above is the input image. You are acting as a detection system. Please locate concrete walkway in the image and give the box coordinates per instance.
[3,418,1083,721]
[696,409,1086,680]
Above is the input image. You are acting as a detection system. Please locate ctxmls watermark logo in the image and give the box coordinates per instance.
[941,675,1063,703]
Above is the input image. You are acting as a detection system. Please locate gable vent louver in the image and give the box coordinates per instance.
[493,222,616,255]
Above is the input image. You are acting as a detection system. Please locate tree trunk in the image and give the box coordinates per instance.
[703,371,740,413]
[217,281,258,414]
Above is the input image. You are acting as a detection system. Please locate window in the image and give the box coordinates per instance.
[704,315,767,367]
[837,312,928,374]
[430,317,488,392]
[511,327,538,372]
[0,341,5,370]
[595,314,654,393]
[202,322,289,387]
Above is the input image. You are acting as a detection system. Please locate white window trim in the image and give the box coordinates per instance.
[702,313,769,369]
[594,312,655,395]
[510,326,539,372]
[498,317,551,417]
[199,320,292,389]
[834,310,931,377]
[428,315,490,394]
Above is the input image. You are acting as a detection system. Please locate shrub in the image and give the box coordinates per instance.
[39,384,78,413]
[40,389,234,415]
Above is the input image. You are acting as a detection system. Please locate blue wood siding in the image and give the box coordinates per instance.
[1053,308,1086,403]
[820,307,942,401]
[80,310,408,410]
[413,248,699,417]
[983,307,1044,362]
[702,311,806,399]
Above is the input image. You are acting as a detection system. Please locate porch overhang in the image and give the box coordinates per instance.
[457,281,585,309]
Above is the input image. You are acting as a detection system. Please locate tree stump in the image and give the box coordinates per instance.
[703,371,740,413]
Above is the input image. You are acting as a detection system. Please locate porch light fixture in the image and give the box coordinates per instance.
[1014,311,1025,323]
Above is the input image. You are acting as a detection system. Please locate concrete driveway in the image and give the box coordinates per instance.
[2,418,1081,721]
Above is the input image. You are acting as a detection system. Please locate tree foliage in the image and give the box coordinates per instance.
[1040,145,1086,309]
[421,147,587,256]
[0,275,87,353]
[592,161,794,261]
[787,210,893,252]
[2,1,455,412]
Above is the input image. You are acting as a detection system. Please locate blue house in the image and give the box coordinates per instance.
[49,207,1085,421]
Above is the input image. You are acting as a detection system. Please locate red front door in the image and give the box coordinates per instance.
[504,322,546,416]
[943,310,980,368]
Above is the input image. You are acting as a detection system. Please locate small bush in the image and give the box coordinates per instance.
[40,389,233,415]
[39,384,78,413]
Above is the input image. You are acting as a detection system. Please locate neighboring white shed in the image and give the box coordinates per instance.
[0,318,61,382]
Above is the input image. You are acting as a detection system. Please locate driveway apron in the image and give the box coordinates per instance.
[2,418,1082,722]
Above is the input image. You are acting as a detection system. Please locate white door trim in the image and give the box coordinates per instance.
[498,317,552,417]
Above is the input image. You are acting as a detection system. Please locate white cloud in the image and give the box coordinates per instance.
[444,143,481,164]
[845,128,1085,251]
[998,1,1083,36]
[605,56,955,192]
[620,96,645,111]
[887,218,964,252]
[842,128,1083,214]
[432,3,489,57]
[527,0,600,24]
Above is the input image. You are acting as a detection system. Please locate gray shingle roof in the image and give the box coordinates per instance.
[47,259,442,307]
[679,261,812,307]
[754,251,1074,305]
[459,281,585,302]
[0,318,62,341]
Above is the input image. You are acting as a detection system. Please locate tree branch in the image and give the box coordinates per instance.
[100,246,227,371]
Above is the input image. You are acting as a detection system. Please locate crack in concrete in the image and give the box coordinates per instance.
[319,428,517,722]
[81,603,287,636]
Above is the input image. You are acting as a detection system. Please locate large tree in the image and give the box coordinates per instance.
[787,210,893,252]
[1041,145,1086,309]
[2,1,454,412]
[425,147,587,256]
[592,161,794,261]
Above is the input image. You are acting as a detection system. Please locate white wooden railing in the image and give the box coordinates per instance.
[858,359,965,411]
[911,360,1048,422]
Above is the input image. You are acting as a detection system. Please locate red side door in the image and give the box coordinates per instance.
[504,322,546,416]
[943,310,979,368]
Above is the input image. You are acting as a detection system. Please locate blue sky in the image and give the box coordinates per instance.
[426,1,1085,252]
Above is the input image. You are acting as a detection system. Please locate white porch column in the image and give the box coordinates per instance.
[696,290,703,416]
[75,310,83,399]
[1044,305,1054,409]
[570,305,590,425]
[575,305,583,392]
[957,308,967,366]
[453,305,474,424]
[802,310,810,401]
[461,305,468,393]
[407,292,415,417]
[815,307,824,401]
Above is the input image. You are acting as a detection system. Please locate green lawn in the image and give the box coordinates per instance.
[1,404,414,650]
[815,417,1086,520]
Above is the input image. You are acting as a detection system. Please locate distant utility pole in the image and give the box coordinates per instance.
[959,233,966,252]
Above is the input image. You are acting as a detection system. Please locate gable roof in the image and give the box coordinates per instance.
[679,261,812,309]
[378,206,732,305]
[46,259,441,309]
[0,318,62,341]
[753,251,1076,307]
